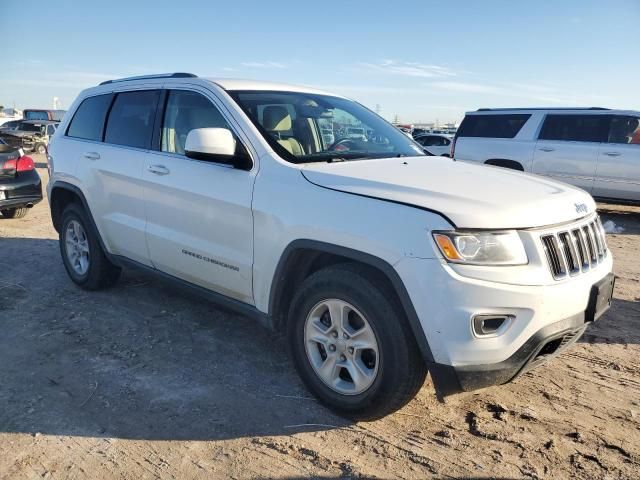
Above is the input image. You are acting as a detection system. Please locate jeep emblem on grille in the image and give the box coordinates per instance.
[575,203,588,214]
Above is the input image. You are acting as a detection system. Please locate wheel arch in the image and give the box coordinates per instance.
[49,181,89,233]
[484,158,524,171]
[269,239,436,365]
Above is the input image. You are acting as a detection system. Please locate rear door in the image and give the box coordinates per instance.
[142,87,256,304]
[73,88,159,266]
[532,114,609,192]
[592,115,640,202]
[453,113,533,167]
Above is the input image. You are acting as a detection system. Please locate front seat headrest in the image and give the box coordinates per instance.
[263,106,292,132]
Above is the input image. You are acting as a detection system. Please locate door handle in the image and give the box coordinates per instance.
[83,152,100,160]
[147,164,170,175]
[538,147,555,152]
[603,151,621,157]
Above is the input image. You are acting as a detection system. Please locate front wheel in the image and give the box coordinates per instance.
[288,264,427,420]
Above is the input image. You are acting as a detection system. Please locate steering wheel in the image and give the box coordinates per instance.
[329,138,357,151]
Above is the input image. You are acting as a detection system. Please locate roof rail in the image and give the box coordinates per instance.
[476,107,609,112]
[99,72,197,86]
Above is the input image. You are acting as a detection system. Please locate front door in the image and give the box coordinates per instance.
[142,88,256,304]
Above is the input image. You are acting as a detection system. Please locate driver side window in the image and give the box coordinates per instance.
[161,90,231,155]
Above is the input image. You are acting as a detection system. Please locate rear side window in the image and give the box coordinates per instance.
[608,116,640,145]
[67,94,113,141]
[105,90,159,149]
[538,114,609,143]
[457,114,530,139]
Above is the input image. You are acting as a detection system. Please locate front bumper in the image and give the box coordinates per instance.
[395,253,614,396]
[0,170,43,209]
[431,312,587,395]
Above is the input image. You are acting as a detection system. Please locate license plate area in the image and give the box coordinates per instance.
[585,273,615,322]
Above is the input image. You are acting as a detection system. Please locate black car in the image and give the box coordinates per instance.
[0,139,43,218]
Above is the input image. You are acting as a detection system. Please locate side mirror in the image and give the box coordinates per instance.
[185,128,252,170]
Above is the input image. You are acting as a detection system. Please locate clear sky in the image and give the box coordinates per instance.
[1,0,638,124]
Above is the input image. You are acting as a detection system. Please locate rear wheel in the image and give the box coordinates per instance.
[288,264,427,420]
[59,203,121,290]
[1,207,29,219]
[35,144,46,155]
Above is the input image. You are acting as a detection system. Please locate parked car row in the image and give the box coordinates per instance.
[453,108,640,204]
[412,127,457,137]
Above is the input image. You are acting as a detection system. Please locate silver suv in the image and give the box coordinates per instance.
[452,108,640,204]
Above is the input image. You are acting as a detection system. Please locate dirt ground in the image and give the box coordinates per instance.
[0,156,639,479]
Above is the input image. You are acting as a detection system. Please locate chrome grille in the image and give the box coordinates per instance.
[540,216,607,279]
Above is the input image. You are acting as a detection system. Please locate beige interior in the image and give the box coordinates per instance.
[262,105,305,156]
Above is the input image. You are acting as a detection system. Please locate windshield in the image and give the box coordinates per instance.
[229,91,425,163]
[20,123,45,133]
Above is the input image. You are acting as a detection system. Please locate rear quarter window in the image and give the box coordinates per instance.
[457,114,531,139]
[67,94,113,141]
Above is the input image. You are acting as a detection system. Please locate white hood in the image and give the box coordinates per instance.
[301,156,596,229]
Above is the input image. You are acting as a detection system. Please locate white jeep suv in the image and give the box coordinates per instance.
[47,74,615,419]
[453,108,640,204]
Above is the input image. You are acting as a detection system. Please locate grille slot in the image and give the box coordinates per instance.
[558,232,579,274]
[541,235,566,278]
[571,229,589,268]
[540,216,607,280]
[583,225,597,262]
[590,223,603,258]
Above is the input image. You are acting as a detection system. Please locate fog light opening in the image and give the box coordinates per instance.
[472,314,514,337]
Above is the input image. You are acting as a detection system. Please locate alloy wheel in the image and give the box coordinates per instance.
[304,299,380,395]
[65,219,90,275]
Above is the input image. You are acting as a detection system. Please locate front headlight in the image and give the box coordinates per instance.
[432,230,528,266]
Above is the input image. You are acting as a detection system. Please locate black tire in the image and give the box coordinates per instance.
[59,202,121,290]
[35,144,46,155]
[287,263,427,420]
[1,207,29,219]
